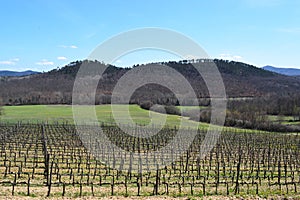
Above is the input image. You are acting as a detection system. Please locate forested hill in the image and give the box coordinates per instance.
[0,70,40,77]
[263,65,300,76]
[1,59,300,105]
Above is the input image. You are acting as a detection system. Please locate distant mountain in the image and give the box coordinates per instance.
[262,66,300,76]
[1,59,300,105]
[0,70,40,77]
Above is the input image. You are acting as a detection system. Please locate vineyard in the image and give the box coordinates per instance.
[0,123,299,198]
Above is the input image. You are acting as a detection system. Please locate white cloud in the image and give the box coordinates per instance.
[0,58,20,65]
[0,61,15,65]
[59,45,67,48]
[112,59,123,66]
[11,58,20,62]
[184,54,202,60]
[59,45,78,49]
[219,53,243,61]
[36,59,54,66]
[57,56,67,60]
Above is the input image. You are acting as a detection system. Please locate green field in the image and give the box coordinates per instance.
[268,115,300,125]
[1,105,274,134]
[176,105,208,112]
[0,105,204,129]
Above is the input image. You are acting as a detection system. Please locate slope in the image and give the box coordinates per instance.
[1,59,300,105]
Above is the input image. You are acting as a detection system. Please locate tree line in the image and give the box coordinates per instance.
[139,94,300,132]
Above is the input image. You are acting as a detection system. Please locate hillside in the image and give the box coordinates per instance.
[1,59,300,105]
[0,70,40,77]
[263,65,300,76]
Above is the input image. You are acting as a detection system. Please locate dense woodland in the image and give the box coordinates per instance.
[1,59,300,106]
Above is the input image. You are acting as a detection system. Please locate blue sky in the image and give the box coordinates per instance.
[0,0,299,71]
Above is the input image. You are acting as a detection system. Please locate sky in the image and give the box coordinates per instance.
[0,0,300,72]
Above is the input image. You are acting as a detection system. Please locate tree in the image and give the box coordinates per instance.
[293,106,300,121]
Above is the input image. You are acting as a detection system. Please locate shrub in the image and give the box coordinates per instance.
[139,101,153,110]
